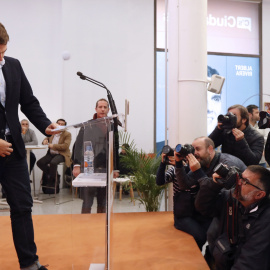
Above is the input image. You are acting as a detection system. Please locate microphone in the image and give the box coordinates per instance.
[76,71,122,127]
[77,71,86,80]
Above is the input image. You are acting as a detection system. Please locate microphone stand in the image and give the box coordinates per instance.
[77,72,120,169]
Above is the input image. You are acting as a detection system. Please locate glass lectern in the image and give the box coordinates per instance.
[71,115,120,270]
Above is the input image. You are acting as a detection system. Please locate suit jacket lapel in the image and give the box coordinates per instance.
[2,58,12,109]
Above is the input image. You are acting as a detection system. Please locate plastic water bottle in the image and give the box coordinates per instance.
[84,143,94,175]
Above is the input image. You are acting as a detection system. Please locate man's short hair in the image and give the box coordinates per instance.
[246,104,259,114]
[96,98,109,109]
[0,23,9,45]
[57,118,67,125]
[228,104,249,126]
[247,165,270,197]
[21,119,29,124]
[194,136,215,149]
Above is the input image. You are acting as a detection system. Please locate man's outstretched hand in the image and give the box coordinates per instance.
[45,123,62,135]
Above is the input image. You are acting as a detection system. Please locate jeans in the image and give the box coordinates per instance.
[174,212,212,250]
[0,150,38,268]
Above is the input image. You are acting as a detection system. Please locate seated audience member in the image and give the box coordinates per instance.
[247,104,269,167]
[21,119,38,173]
[195,165,270,270]
[209,104,264,166]
[156,136,246,250]
[37,119,71,182]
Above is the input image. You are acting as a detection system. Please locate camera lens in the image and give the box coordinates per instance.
[218,114,227,122]
[162,145,173,155]
[175,144,182,153]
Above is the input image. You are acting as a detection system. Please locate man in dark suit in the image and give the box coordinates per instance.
[0,22,58,270]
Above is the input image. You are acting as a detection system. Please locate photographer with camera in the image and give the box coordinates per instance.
[156,136,246,250]
[209,104,264,166]
[195,165,270,270]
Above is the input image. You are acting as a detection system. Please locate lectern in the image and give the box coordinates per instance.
[72,115,121,270]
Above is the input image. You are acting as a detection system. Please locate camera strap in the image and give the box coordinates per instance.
[227,189,238,245]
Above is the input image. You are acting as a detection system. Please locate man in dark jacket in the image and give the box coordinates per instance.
[156,136,246,250]
[72,98,118,213]
[195,165,270,270]
[209,104,264,166]
[0,23,57,270]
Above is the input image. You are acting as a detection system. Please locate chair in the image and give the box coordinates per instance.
[113,177,135,205]
[38,162,73,205]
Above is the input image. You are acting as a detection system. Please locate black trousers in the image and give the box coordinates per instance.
[29,151,36,173]
[37,151,64,179]
[80,187,106,213]
[0,150,38,268]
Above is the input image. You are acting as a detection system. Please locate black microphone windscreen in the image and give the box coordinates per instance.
[77,71,83,76]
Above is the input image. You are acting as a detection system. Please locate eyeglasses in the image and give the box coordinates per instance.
[239,176,264,191]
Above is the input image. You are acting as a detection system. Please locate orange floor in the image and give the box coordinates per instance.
[0,212,209,270]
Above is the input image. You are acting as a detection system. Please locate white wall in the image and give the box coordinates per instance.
[0,0,155,188]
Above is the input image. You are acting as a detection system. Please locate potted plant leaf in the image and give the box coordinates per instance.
[119,139,167,212]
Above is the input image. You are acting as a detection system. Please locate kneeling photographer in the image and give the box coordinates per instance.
[195,165,270,270]
[156,136,246,250]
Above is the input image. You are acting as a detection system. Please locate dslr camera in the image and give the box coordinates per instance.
[217,112,237,130]
[175,144,195,157]
[258,111,270,129]
[213,163,240,189]
[162,143,195,165]
[162,145,174,165]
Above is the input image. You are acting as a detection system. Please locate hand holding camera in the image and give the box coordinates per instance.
[213,163,241,189]
[162,143,195,165]
[161,152,175,166]
[231,128,244,141]
[186,154,201,172]
[217,112,237,131]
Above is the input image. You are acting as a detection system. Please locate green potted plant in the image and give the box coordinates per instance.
[119,133,167,212]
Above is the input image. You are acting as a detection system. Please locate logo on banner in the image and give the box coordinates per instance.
[207,14,252,32]
[235,65,253,77]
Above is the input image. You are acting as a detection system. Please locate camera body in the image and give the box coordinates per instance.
[162,145,174,165]
[214,163,230,178]
[213,163,240,189]
[175,144,195,157]
[258,111,270,129]
[217,112,237,130]
[162,144,195,165]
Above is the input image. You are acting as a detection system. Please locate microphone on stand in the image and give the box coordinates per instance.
[77,71,121,170]
[76,71,122,127]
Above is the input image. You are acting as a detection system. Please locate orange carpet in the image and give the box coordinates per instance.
[0,212,209,270]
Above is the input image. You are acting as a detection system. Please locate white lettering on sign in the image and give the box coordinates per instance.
[235,65,253,76]
[207,14,252,32]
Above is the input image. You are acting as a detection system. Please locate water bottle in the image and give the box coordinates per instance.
[84,142,94,175]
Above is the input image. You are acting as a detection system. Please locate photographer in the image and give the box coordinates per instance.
[156,136,246,250]
[209,104,264,166]
[195,165,270,270]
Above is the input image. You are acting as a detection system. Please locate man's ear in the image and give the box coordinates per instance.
[242,118,247,125]
[208,145,214,153]
[256,190,266,200]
